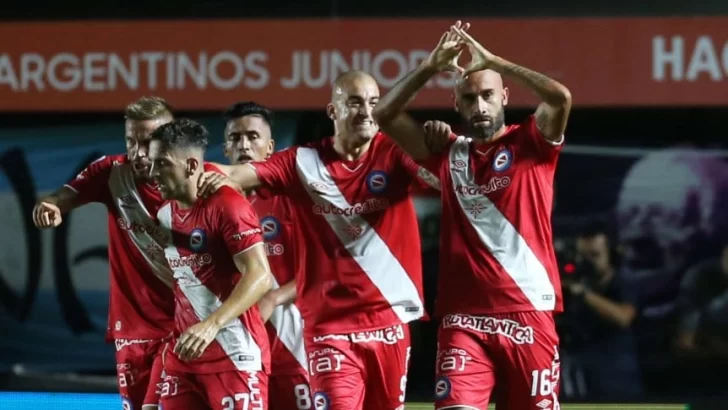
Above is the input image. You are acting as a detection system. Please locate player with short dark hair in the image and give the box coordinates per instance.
[196,71,445,409]
[32,96,176,410]
[373,21,572,410]
[223,101,312,409]
[148,118,273,410]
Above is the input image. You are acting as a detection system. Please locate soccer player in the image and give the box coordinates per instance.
[197,71,441,409]
[372,22,572,410]
[222,101,312,409]
[148,118,273,410]
[31,97,176,410]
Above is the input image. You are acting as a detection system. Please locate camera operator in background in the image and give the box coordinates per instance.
[675,242,728,359]
[559,222,643,400]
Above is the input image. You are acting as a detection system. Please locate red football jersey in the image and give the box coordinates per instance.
[250,192,308,376]
[156,186,270,374]
[251,133,427,336]
[422,115,563,317]
[65,154,175,340]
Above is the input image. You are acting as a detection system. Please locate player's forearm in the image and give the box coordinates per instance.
[270,280,297,306]
[208,268,273,329]
[39,186,79,214]
[373,63,439,123]
[488,56,571,108]
[228,164,263,191]
[583,291,636,328]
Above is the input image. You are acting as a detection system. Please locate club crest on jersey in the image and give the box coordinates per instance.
[121,397,133,410]
[366,170,389,194]
[313,392,330,410]
[492,148,513,172]
[434,376,451,400]
[189,228,206,252]
[260,216,280,241]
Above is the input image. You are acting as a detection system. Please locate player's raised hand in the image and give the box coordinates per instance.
[451,24,497,77]
[426,20,470,73]
[174,320,220,362]
[423,120,452,154]
[197,171,230,199]
[32,201,62,228]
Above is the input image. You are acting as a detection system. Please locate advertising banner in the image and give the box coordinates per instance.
[0,17,727,111]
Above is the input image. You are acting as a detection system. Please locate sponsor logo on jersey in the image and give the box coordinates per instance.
[366,170,389,193]
[114,338,153,351]
[312,198,390,216]
[492,147,513,172]
[117,195,137,210]
[117,218,169,244]
[260,216,280,240]
[309,182,329,193]
[434,376,451,400]
[350,324,405,345]
[442,314,535,345]
[454,176,511,196]
[189,228,206,252]
[166,253,213,269]
[231,227,262,241]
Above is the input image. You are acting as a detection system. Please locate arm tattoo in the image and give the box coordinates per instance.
[417,167,441,191]
[535,108,550,134]
[501,63,552,89]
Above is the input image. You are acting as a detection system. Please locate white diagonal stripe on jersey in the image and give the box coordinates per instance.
[107,164,174,288]
[157,204,263,371]
[449,137,555,310]
[294,147,424,323]
[267,276,308,371]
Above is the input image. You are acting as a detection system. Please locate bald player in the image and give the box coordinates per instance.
[197,71,443,409]
[373,22,571,410]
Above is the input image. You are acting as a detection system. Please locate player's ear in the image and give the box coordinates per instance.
[186,158,201,176]
[452,93,460,113]
[267,138,275,158]
[326,103,336,121]
[502,87,510,106]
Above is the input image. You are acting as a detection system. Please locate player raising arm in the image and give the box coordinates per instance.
[374,21,572,410]
[148,119,273,410]
[372,20,571,159]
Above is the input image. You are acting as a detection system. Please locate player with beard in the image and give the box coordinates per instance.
[373,21,572,410]
[222,101,312,410]
[196,71,443,409]
[31,97,176,410]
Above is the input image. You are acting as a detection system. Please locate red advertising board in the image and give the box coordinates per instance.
[0,17,726,111]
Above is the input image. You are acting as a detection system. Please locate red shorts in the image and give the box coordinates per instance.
[158,370,268,410]
[269,372,312,410]
[434,311,561,410]
[114,338,166,409]
[305,324,411,410]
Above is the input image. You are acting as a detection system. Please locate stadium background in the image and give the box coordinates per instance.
[1,0,728,409]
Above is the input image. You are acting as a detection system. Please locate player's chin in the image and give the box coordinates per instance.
[355,128,378,140]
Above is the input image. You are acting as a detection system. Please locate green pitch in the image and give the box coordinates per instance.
[405,404,689,410]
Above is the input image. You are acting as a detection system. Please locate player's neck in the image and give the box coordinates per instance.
[333,134,372,161]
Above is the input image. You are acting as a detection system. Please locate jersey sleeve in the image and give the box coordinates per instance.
[215,188,264,256]
[64,155,114,205]
[249,148,298,196]
[519,115,564,164]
